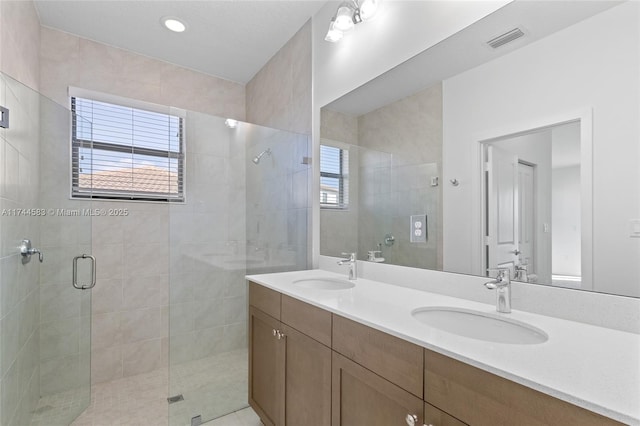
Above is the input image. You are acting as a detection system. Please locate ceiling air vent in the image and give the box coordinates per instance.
[486,28,525,49]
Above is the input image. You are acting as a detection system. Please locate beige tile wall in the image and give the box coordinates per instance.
[39,27,245,120]
[38,27,248,385]
[319,84,444,269]
[319,109,360,257]
[0,74,43,426]
[0,0,41,91]
[245,20,312,272]
[246,21,312,135]
[0,2,43,423]
[358,83,443,270]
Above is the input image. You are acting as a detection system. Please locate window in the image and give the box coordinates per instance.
[320,144,349,208]
[71,95,184,201]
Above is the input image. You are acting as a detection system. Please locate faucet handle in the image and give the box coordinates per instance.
[487,267,510,275]
[341,252,356,260]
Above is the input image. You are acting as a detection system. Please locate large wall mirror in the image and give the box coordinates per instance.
[320,0,639,298]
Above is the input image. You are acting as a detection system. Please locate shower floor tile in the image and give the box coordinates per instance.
[30,349,258,426]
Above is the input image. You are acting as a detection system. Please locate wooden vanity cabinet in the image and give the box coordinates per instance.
[332,351,423,426]
[249,281,624,426]
[424,402,467,426]
[249,305,285,426]
[332,314,424,398]
[424,348,624,426]
[248,282,332,426]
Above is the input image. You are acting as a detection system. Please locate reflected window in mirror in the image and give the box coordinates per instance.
[320,145,349,209]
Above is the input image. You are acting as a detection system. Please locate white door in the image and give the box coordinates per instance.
[486,145,519,274]
[518,163,535,274]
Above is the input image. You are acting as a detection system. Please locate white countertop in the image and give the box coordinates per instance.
[246,269,640,425]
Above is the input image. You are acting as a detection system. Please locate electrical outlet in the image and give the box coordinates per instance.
[410,215,427,243]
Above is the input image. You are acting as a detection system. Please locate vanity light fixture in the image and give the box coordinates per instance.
[225,118,239,129]
[324,0,381,43]
[162,17,187,33]
[325,18,344,43]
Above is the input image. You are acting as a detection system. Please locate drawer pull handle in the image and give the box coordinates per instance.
[406,414,418,426]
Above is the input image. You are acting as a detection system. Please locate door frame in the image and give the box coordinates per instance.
[475,108,593,289]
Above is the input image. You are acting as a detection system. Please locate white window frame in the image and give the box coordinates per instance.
[320,144,349,209]
[69,88,186,202]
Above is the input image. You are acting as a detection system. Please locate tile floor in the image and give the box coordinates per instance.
[30,349,259,426]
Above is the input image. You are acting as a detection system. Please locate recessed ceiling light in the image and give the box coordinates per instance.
[225,119,239,129]
[162,17,187,33]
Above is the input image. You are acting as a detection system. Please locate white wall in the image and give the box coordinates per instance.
[552,165,581,276]
[443,2,640,297]
[311,0,510,265]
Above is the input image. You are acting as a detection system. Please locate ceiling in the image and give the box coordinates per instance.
[34,0,327,84]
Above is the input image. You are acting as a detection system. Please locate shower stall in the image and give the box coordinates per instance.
[0,70,310,426]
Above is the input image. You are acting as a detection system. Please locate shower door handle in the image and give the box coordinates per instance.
[72,254,97,290]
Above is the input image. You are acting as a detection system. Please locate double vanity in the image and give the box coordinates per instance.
[247,269,639,426]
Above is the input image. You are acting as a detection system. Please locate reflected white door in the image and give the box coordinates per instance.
[487,145,519,273]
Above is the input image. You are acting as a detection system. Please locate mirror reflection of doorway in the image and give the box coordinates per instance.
[483,121,581,286]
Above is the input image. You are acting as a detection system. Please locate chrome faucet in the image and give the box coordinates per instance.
[484,268,511,313]
[514,263,529,282]
[337,252,357,280]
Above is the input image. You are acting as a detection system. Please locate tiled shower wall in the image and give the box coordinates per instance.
[245,21,313,274]
[357,83,443,270]
[0,73,42,426]
[38,26,247,385]
[0,1,42,424]
[168,113,247,367]
[319,83,443,269]
[244,126,310,276]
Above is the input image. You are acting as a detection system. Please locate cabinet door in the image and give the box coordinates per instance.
[282,324,332,426]
[249,306,285,426]
[424,402,467,426]
[332,352,423,426]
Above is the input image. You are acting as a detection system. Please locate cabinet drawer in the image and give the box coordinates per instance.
[332,314,423,398]
[249,281,281,319]
[424,402,467,426]
[281,295,332,347]
[424,349,623,426]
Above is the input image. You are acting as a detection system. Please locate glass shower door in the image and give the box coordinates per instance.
[37,85,94,426]
[0,73,93,426]
[168,113,310,426]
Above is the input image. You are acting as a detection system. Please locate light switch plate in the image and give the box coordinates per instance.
[410,214,427,243]
[630,219,640,238]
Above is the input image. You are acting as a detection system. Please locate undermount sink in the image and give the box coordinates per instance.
[412,307,548,345]
[293,277,355,290]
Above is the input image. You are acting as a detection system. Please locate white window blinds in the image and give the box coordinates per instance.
[320,145,349,208]
[71,96,184,201]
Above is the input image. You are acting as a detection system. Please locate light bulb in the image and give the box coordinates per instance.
[325,19,344,42]
[225,119,238,129]
[359,0,380,21]
[334,5,355,32]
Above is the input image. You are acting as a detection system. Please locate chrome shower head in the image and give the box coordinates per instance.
[252,148,271,164]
